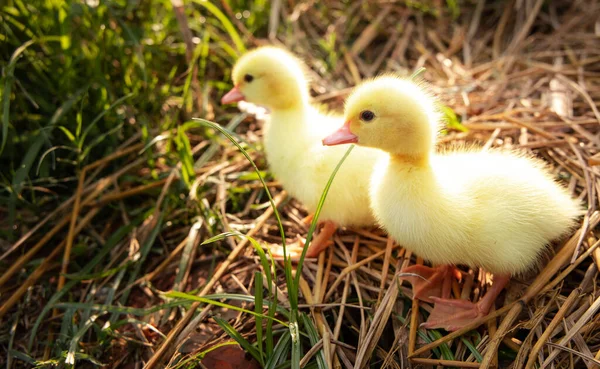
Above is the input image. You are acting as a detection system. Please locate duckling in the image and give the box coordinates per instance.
[221,46,382,258]
[323,76,581,331]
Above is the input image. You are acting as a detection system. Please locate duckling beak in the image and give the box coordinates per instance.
[221,85,245,104]
[322,121,358,146]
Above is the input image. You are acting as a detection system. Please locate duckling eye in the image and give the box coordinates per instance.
[360,110,375,122]
[244,74,254,83]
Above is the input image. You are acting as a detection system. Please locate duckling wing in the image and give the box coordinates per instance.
[433,151,580,274]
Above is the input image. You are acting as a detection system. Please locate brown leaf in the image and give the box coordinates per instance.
[200,345,261,369]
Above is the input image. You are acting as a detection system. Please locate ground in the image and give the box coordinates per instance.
[1,1,600,368]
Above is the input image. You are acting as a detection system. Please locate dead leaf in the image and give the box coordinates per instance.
[200,345,261,369]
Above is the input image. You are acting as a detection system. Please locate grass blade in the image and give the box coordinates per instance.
[191,0,245,54]
[300,313,327,369]
[265,330,291,369]
[1,37,61,156]
[290,311,301,369]
[294,145,355,297]
[164,291,289,326]
[28,219,141,350]
[213,317,261,363]
[255,271,265,366]
[190,118,295,308]
[202,231,274,290]
[461,336,484,362]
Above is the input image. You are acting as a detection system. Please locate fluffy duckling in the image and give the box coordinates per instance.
[221,46,382,258]
[323,76,580,331]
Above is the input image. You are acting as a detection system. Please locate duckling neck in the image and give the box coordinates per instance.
[266,105,313,141]
[268,85,310,111]
[383,152,438,200]
[390,152,431,168]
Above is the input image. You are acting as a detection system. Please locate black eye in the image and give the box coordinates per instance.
[360,110,375,122]
[244,74,254,83]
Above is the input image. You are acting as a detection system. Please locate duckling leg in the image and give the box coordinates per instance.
[304,220,337,258]
[268,221,336,260]
[302,213,315,225]
[422,274,510,332]
[401,264,461,303]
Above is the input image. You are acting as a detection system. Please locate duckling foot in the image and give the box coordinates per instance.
[422,298,484,331]
[268,221,337,260]
[400,264,461,303]
[268,238,310,260]
[422,274,510,331]
[304,221,337,258]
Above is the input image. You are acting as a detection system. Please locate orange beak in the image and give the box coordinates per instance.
[221,85,245,104]
[322,121,358,146]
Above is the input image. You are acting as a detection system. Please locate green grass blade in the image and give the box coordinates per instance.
[255,272,265,366]
[174,220,202,289]
[62,261,132,280]
[290,311,301,369]
[265,330,291,369]
[204,293,290,318]
[66,315,97,365]
[117,211,164,308]
[164,291,289,326]
[191,0,245,54]
[202,231,274,290]
[79,93,134,148]
[190,118,295,304]
[1,37,61,156]
[108,318,167,339]
[428,329,455,360]
[300,313,327,369]
[28,218,141,350]
[213,317,261,363]
[293,145,355,296]
[194,113,246,169]
[175,126,195,187]
[54,301,187,316]
[461,336,484,362]
[410,67,427,80]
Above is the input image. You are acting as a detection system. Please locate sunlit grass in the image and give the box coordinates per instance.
[195,118,353,369]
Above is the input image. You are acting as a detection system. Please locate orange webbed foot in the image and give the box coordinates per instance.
[268,221,337,260]
[401,264,461,303]
[422,297,483,331]
[422,274,511,331]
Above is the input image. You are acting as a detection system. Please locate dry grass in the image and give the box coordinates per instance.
[3,0,600,368]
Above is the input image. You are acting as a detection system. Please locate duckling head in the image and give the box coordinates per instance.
[221,46,310,110]
[323,76,440,162]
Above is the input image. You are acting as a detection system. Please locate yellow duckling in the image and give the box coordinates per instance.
[221,46,382,258]
[323,76,581,331]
